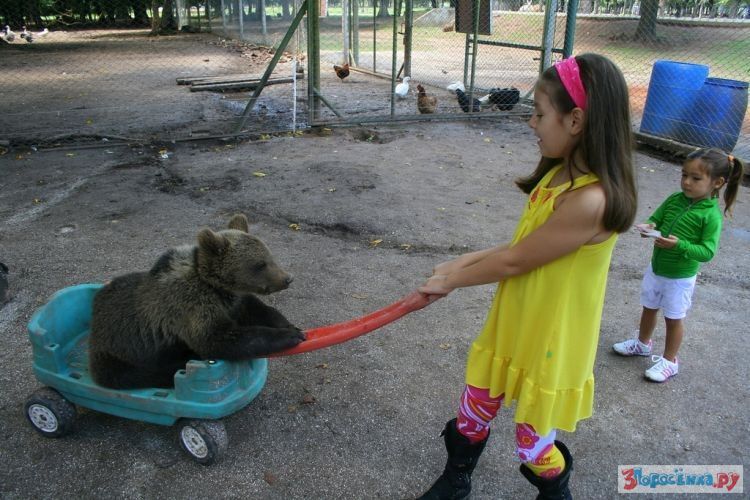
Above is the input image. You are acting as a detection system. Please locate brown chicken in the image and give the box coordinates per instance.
[417,84,438,114]
[333,63,350,81]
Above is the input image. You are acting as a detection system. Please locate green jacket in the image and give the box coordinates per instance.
[647,192,722,279]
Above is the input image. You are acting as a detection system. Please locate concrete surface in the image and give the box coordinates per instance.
[0,120,748,499]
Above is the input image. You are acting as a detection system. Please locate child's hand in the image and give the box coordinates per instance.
[418,291,448,303]
[634,223,659,238]
[654,234,678,249]
[419,275,454,296]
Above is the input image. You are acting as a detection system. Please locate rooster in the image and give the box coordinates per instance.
[333,63,350,81]
[416,84,437,114]
[447,81,480,113]
[478,87,521,111]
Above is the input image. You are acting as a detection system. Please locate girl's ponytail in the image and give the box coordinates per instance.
[686,148,744,216]
[724,155,744,215]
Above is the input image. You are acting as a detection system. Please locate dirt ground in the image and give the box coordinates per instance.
[0,118,748,498]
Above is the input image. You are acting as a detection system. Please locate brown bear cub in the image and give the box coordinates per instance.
[89,214,305,389]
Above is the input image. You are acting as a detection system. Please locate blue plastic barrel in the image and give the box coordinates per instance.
[678,77,749,152]
[640,60,709,140]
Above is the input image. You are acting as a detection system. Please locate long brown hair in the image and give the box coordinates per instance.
[687,147,744,215]
[516,53,637,233]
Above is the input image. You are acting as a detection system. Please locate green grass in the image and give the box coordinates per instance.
[710,37,750,79]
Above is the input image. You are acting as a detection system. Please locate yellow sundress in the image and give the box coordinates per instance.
[465,165,617,436]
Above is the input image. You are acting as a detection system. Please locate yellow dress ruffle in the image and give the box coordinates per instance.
[465,165,617,436]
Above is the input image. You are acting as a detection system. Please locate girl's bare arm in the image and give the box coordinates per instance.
[432,245,509,276]
[420,185,610,294]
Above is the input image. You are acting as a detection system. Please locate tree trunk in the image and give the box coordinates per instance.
[132,0,150,24]
[634,0,659,41]
[579,0,593,13]
[377,0,389,17]
[162,0,177,29]
[151,0,177,33]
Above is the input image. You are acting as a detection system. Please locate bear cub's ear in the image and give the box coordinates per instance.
[227,213,249,233]
[198,228,230,255]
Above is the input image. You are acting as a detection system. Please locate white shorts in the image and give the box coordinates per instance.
[640,264,696,320]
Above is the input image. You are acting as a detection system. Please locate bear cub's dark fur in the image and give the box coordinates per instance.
[89,214,305,389]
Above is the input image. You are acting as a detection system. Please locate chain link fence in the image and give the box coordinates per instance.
[1,0,748,158]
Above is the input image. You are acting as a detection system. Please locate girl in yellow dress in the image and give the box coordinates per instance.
[417,53,637,500]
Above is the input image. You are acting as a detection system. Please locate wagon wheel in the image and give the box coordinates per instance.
[24,387,77,438]
[178,419,228,465]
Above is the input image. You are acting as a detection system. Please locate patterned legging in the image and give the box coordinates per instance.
[456,384,564,478]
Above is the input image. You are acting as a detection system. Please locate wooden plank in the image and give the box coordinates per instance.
[177,73,261,85]
[189,76,303,92]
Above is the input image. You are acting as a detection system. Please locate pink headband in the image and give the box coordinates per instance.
[554,57,587,110]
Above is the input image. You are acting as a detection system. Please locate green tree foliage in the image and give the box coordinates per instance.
[0,0,152,27]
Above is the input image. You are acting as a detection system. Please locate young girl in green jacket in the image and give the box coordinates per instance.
[614,148,744,382]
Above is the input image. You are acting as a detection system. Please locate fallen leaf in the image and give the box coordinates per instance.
[327,187,336,192]
[369,239,383,247]
[287,405,298,413]
[316,363,329,369]
[400,244,412,250]
[32,198,43,204]
[260,134,271,140]
[85,118,93,125]
[483,138,492,143]
[263,472,277,485]
[301,394,316,405]
[252,171,267,177]
[289,223,301,231]
[439,343,452,350]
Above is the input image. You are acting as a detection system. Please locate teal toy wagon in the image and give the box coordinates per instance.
[24,283,436,465]
[25,284,268,465]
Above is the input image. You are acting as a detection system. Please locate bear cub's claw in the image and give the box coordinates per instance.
[279,326,306,347]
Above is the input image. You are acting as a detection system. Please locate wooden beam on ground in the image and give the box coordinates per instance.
[177,74,261,85]
[189,76,303,92]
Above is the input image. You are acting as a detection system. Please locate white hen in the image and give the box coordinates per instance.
[446,81,465,92]
[395,76,411,99]
[3,26,15,42]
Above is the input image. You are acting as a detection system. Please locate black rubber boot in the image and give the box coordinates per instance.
[519,440,574,500]
[418,418,489,500]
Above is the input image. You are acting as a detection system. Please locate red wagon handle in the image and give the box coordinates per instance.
[269,291,441,357]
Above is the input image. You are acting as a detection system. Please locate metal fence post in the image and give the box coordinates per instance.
[238,0,244,39]
[220,0,227,35]
[563,0,579,58]
[403,0,413,78]
[539,0,559,73]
